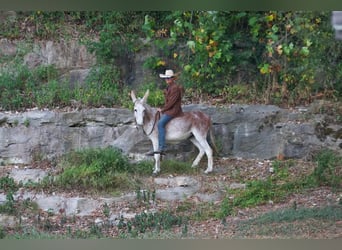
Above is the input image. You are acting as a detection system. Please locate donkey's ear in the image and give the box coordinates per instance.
[142,89,149,103]
[130,90,137,102]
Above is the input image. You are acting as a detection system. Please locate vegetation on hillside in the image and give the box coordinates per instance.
[0,11,342,110]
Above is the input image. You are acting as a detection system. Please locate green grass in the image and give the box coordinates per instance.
[217,149,342,219]
[235,205,342,238]
[159,159,198,175]
[55,147,152,192]
[250,205,342,224]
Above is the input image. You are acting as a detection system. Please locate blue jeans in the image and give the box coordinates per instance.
[157,114,173,151]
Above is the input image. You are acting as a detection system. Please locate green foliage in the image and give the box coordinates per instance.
[218,152,341,218]
[0,175,19,215]
[0,175,39,216]
[119,210,186,237]
[56,147,133,191]
[222,84,251,103]
[81,65,123,107]
[143,11,342,104]
[55,147,154,191]
[0,175,18,193]
[132,160,154,175]
[249,205,342,225]
[160,159,197,175]
[311,149,342,189]
[0,61,132,110]
[216,197,233,219]
[234,178,284,208]
[2,11,342,109]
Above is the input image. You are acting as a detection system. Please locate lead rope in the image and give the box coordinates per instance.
[144,110,160,136]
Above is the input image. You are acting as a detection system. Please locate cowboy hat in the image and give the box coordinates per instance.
[159,69,174,78]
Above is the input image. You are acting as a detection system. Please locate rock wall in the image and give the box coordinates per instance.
[0,38,157,88]
[0,104,341,165]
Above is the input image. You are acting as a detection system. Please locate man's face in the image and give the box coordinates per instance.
[165,78,173,84]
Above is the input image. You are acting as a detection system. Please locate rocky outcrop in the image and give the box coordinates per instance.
[0,38,157,89]
[0,104,341,165]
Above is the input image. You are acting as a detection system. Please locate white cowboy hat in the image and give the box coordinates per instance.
[159,69,174,78]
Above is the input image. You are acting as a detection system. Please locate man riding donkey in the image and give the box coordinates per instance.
[132,68,215,175]
[146,69,184,156]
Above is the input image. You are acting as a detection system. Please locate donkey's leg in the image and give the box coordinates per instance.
[190,137,205,168]
[150,137,161,175]
[193,132,213,174]
[153,154,161,175]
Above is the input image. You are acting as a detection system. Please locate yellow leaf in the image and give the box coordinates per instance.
[266,14,274,21]
[276,45,283,55]
[173,53,178,59]
[157,60,166,66]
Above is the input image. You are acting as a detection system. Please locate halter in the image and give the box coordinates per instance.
[134,99,160,136]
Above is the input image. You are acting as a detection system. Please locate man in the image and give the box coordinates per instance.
[146,69,184,155]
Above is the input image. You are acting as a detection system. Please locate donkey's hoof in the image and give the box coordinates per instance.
[152,171,160,177]
[204,169,213,174]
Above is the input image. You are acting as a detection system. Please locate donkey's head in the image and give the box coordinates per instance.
[130,90,149,125]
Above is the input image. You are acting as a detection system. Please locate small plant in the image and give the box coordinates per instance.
[0,226,6,239]
[23,118,30,127]
[135,188,156,205]
[216,197,233,219]
[102,202,110,218]
[312,149,342,190]
[0,175,19,193]
[0,175,19,215]
[124,210,186,236]
[12,119,19,127]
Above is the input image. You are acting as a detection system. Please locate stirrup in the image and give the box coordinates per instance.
[145,151,165,156]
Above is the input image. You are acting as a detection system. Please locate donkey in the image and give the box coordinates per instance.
[131,90,216,175]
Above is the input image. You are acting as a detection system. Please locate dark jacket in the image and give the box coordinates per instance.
[161,82,183,117]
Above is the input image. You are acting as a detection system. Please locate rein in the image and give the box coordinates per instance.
[143,110,160,136]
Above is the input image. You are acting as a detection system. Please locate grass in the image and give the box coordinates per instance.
[216,150,342,219]
[54,147,150,192]
[235,205,342,239]
[249,205,342,224]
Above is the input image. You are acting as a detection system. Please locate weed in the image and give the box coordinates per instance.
[0,175,19,193]
[232,178,283,208]
[102,202,110,217]
[312,149,342,190]
[216,197,233,219]
[12,119,19,126]
[250,205,342,225]
[23,119,30,127]
[0,227,6,239]
[124,210,186,236]
[160,159,197,175]
[135,188,156,206]
[55,147,143,191]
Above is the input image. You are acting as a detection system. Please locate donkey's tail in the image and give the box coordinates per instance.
[208,121,219,156]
